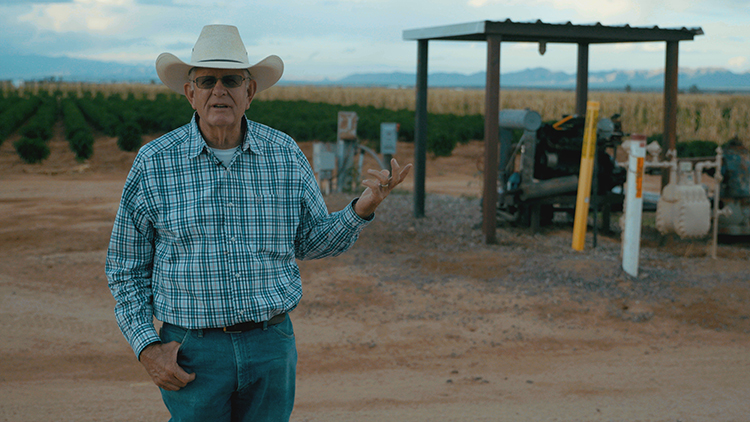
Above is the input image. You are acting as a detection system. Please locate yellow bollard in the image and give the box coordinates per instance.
[572,101,600,251]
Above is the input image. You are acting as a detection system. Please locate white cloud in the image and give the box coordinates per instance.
[4,0,750,77]
[467,0,643,22]
[18,0,133,33]
[640,43,665,53]
[727,56,748,69]
[546,0,637,21]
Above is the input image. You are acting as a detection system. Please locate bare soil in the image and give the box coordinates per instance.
[1,130,749,422]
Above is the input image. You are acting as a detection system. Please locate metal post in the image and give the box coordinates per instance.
[663,41,679,189]
[414,39,428,218]
[576,43,589,116]
[483,35,501,244]
[664,41,679,152]
[664,41,679,149]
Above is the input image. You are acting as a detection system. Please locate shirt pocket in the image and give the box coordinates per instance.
[159,191,219,253]
[246,194,294,256]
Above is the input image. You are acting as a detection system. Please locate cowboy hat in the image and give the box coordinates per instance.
[155,24,284,95]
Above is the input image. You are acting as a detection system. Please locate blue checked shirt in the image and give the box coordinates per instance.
[106,114,371,358]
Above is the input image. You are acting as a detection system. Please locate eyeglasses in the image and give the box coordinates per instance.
[190,75,247,89]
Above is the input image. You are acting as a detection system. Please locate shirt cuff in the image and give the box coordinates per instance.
[349,198,375,223]
[131,324,162,360]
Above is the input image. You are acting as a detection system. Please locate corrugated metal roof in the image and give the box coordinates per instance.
[403,19,703,43]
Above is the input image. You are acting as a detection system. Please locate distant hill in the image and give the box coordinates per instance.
[1,53,160,84]
[328,67,750,91]
[2,53,750,92]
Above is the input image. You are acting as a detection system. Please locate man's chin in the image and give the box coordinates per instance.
[202,114,239,129]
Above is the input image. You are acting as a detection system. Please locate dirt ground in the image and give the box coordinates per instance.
[1,128,749,422]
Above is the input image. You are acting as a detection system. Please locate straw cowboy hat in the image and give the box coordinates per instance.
[155,24,284,95]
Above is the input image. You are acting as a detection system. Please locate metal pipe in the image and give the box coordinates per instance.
[663,41,679,189]
[505,131,535,174]
[414,40,428,218]
[520,175,579,201]
[575,43,589,116]
[357,144,385,171]
[483,35,501,244]
[499,109,541,131]
[664,41,679,153]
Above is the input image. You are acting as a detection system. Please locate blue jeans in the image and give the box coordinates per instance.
[158,316,297,422]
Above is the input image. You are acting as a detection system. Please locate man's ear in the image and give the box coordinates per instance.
[245,79,258,110]
[184,83,197,110]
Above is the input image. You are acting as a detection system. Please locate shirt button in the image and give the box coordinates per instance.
[234,273,241,278]
[227,202,234,207]
[230,236,236,242]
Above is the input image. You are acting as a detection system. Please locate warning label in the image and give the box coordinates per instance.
[636,157,644,199]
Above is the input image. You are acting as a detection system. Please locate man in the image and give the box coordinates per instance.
[106,24,411,421]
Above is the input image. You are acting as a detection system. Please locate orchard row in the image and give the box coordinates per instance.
[0,90,485,164]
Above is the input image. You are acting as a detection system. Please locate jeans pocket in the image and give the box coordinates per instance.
[271,317,295,340]
[159,323,192,349]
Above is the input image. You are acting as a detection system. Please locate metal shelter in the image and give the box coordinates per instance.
[403,19,703,244]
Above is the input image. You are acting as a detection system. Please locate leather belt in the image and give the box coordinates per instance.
[211,313,287,333]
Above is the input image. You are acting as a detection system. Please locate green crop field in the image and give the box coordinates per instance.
[1,81,747,164]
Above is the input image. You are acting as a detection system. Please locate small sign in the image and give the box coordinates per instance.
[380,122,398,155]
[337,111,358,140]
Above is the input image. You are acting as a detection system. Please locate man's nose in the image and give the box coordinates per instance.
[212,79,229,94]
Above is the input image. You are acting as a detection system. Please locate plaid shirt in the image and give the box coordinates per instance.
[106,114,371,357]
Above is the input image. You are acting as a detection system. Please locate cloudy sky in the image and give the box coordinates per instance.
[2,0,749,81]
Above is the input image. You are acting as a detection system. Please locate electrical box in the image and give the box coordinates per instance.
[312,142,336,173]
[380,122,398,155]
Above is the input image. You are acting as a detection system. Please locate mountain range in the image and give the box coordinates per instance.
[328,68,750,91]
[3,53,750,92]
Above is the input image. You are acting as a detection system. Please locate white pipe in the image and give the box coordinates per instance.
[694,160,718,186]
[712,147,723,259]
[622,137,647,277]
[358,144,385,170]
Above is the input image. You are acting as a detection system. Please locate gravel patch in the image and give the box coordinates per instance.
[337,191,750,305]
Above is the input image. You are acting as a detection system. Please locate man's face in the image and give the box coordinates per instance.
[184,67,257,132]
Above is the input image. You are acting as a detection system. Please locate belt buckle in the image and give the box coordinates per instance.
[223,327,242,334]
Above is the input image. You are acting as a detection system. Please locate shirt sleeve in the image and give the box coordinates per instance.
[105,158,161,359]
[293,148,372,260]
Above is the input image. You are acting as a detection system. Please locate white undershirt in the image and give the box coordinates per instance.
[208,146,238,168]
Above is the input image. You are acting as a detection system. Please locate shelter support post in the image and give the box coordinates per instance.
[576,42,589,116]
[664,41,679,151]
[663,41,679,188]
[414,39,428,218]
[482,35,501,244]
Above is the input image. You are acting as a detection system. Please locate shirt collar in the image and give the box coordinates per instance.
[187,113,265,159]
